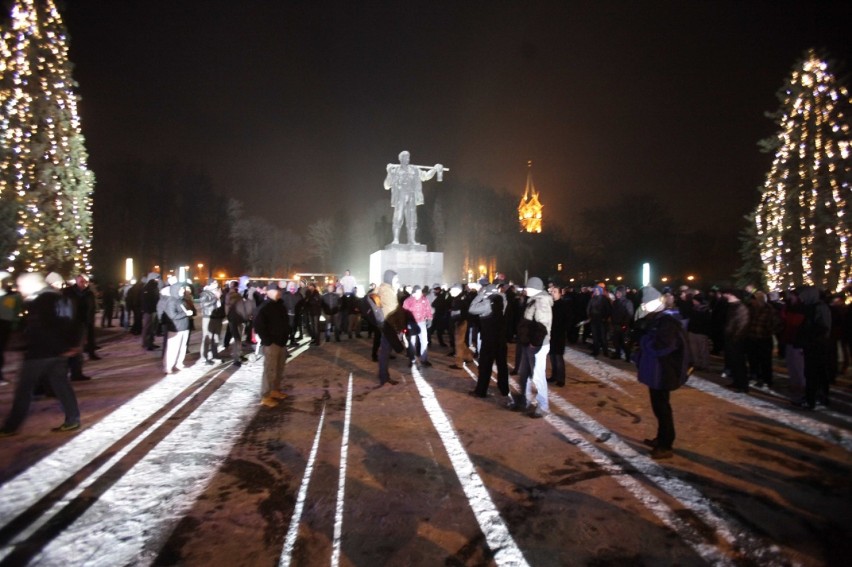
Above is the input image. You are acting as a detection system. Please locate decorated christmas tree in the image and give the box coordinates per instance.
[0,0,94,275]
[754,49,851,292]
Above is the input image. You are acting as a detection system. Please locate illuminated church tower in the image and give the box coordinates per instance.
[518,160,542,233]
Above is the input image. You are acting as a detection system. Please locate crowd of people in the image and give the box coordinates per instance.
[0,267,850,456]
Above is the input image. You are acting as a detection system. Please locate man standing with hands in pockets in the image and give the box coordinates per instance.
[252,283,290,408]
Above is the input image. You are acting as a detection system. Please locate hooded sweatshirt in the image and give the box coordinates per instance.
[378,270,398,316]
[524,290,553,344]
[164,285,191,332]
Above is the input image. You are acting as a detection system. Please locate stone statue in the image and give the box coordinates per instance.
[383,151,446,246]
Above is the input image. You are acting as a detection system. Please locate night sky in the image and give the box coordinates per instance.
[59,1,851,243]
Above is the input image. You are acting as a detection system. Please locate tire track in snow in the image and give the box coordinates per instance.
[279,402,327,567]
[24,363,269,566]
[0,363,224,532]
[564,347,852,452]
[468,356,791,565]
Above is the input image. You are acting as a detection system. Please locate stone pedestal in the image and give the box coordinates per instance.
[370,247,444,287]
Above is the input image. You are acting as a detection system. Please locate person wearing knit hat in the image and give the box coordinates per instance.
[524,276,544,294]
[45,272,65,289]
[512,276,553,418]
[634,285,690,459]
[635,286,665,321]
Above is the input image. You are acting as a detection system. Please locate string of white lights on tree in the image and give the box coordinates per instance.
[755,49,851,293]
[0,0,94,275]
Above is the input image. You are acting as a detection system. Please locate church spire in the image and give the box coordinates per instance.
[518,160,542,233]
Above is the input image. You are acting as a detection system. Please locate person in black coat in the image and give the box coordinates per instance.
[468,285,510,400]
[1,273,83,435]
[303,283,322,346]
[321,284,342,343]
[253,283,291,408]
[282,282,304,346]
[610,286,635,362]
[66,275,98,381]
[548,286,569,386]
[140,274,161,350]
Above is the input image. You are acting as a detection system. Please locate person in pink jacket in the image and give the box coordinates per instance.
[403,285,434,367]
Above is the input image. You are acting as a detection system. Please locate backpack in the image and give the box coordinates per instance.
[517,316,547,347]
[228,295,250,323]
[662,313,692,389]
[362,294,384,327]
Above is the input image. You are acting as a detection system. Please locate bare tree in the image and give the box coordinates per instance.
[278,228,304,278]
[305,218,334,272]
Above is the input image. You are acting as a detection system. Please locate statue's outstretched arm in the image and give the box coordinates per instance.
[419,164,443,181]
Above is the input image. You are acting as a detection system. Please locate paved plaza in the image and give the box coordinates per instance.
[0,324,850,566]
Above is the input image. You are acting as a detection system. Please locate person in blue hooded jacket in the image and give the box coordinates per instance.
[633,286,690,459]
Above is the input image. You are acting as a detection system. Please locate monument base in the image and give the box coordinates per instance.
[385,242,427,252]
[370,248,444,288]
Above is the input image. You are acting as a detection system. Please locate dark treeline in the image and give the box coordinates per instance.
[90,160,739,287]
[91,160,232,283]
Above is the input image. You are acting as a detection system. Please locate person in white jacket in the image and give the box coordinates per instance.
[514,277,552,418]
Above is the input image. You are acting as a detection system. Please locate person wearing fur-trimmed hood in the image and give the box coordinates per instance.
[634,286,690,460]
